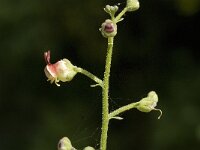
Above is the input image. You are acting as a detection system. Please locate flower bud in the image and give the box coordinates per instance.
[111,5,119,13]
[58,137,76,150]
[44,51,77,86]
[83,146,95,150]
[104,5,118,16]
[136,91,162,119]
[104,5,111,14]
[126,0,140,12]
[100,19,117,38]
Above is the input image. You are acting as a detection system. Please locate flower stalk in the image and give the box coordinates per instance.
[100,37,114,150]
[109,102,140,119]
[74,67,103,87]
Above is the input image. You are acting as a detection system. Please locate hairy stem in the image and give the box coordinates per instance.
[109,102,140,119]
[114,7,128,22]
[75,67,103,87]
[100,37,114,150]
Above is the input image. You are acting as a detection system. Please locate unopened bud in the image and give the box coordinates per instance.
[100,19,117,38]
[104,5,111,13]
[83,146,95,150]
[58,137,76,150]
[126,0,140,12]
[104,5,118,16]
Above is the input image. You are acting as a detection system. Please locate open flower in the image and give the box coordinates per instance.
[100,19,117,38]
[44,51,77,86]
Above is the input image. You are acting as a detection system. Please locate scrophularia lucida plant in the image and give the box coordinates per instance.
[43,0,162,150]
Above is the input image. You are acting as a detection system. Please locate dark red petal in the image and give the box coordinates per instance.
[104,23,114,33]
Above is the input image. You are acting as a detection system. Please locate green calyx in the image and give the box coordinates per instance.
[104,5,118,18]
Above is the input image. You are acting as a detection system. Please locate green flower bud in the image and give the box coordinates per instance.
[83,146,95,150]
[104,5,111,14]
[126,0,140,12]
[110,5,118,13]
[100,19,117,38]
[136,91,162,119]
[58,137,76,150]
[104,5,118,16]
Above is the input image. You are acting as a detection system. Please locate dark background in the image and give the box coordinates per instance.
[0,0,200,150]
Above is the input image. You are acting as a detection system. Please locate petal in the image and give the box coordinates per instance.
[44,50,51,64]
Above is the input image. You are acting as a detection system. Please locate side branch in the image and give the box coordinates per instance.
[109,102,139,119]
[75,67,103,87]
[114,7,128,22]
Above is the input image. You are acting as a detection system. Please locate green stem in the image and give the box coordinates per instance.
[114,7,128,22]
[75,67,103,87]
[109,102,139,119]
[100,37,114,150]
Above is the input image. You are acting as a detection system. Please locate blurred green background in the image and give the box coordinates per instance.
[0,0,200,150]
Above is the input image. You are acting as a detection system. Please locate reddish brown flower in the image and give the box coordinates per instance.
[44,51,77,86]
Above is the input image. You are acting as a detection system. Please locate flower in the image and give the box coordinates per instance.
[44,51,77,86]
[100,19,117,38]
[136,91,162,119]
[126,0,140,12]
